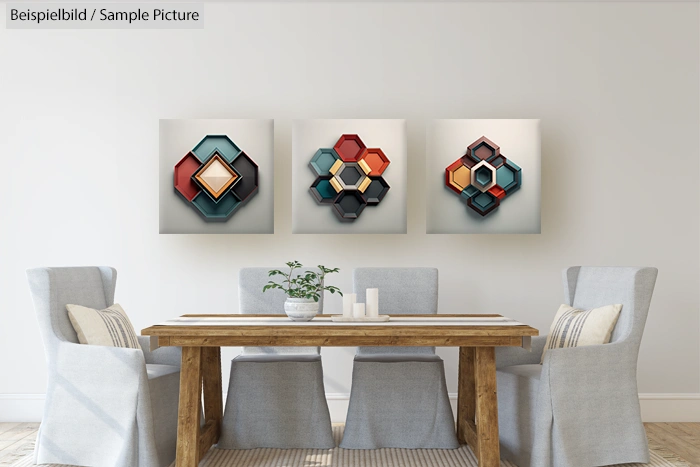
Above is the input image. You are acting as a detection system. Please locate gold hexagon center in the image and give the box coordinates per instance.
[451,165,471,191]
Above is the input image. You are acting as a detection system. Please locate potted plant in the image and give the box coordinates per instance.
[263,261,342,321]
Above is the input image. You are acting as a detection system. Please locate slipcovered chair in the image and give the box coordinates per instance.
[340,267,459,449]
[26,267,181,467]
[495,266,658,467]
[218,267,334,449]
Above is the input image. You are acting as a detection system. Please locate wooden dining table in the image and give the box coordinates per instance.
[141,314,538,467]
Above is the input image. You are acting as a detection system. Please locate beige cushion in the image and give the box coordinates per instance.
[66,303,140,349]
[541,303,622,363]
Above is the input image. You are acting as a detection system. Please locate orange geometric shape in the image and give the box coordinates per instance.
[194,152,239,200]
[445,160,471,194]
[358,148,390,176]
[334,134,366,162]
[488,185,506,200]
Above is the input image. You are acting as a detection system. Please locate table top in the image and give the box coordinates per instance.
[142,314,539,338]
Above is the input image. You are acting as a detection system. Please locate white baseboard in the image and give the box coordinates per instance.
[0,394,45,422]
[2,393,699,423]
[638,393,700,422]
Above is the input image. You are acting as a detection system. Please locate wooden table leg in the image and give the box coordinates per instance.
[457,347,476,446]
[474,346,500,467]
[199,347,223,461]
[176,346,203,467]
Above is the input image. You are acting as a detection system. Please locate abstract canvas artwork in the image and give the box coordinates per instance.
[308,134,390,221]
[426,119,540,234]
[174,135,259,221]
[445,136,522,216]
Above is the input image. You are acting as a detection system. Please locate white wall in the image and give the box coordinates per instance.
[0,2,698,421]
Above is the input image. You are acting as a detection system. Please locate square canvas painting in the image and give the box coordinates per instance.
[292,119,407,234]
[159,119,274,234]
[426,119,541,234]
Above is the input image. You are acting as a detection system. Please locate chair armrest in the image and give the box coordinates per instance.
[138,336,182,367]
[543,340,636,386]
[53,340,148,404]
[496,335,547,369]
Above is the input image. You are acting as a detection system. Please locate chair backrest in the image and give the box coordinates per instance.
[563,266,658,348]
[26,267,117,359]
[353,267,438,356]
[353,267,438,315]
[238,267,322,355]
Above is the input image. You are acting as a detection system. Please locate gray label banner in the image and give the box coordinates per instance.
[7,3,204,29]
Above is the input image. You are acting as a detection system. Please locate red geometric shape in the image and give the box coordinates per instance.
[488,185,506,200]
[334,134,366,162]
[358,148,390,176]
[174,152,202,202]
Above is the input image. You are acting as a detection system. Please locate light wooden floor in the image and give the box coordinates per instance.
[0,422,698,467]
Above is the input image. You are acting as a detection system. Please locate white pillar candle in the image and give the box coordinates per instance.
[366,288,379,318]
[342,293,356,318]
[353,302,366,319]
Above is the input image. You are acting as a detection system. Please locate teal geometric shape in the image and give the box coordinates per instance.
[191,191,241,221]
[475,165,493,186]
[496,165,514,188]
[310,176,339,204]
[467,191,500,216]
[315,179,336,200]
[496,160,522,195]
[310,148,340,176]
[460,185,480,200]
[192,135,241,163]
[473,192,494,209]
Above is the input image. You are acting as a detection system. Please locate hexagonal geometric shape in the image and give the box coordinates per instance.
[471,160,497,193]
[362,177,390,205]
[174,152,202,202]
[310,176,341,204]
[309,148,341,176]
[445,160,471,194]
[496,160,522,195]
[465,136,500,164]
[192,135,241,163]
[332,190,367,220]
[309,133,390,222]
[230,151,259,203]
[446,135,522,218]
[193,151,241,203]
[357,148,390,176]
[191,191,241,221]
[334,162,367,190]
[467,191,500,217]
[334,134,366,162]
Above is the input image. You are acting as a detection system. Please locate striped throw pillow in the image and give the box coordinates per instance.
[66,303,140,349]
[541,304,622,363]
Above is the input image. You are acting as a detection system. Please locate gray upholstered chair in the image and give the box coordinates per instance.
[340,267,459,449]
[218,267,334,449]
[26,267,181,467]
[495,266,658,467]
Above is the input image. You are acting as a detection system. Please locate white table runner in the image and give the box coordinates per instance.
[156,316,528,327]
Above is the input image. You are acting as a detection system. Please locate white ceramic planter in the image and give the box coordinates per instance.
[284,298,319,321]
